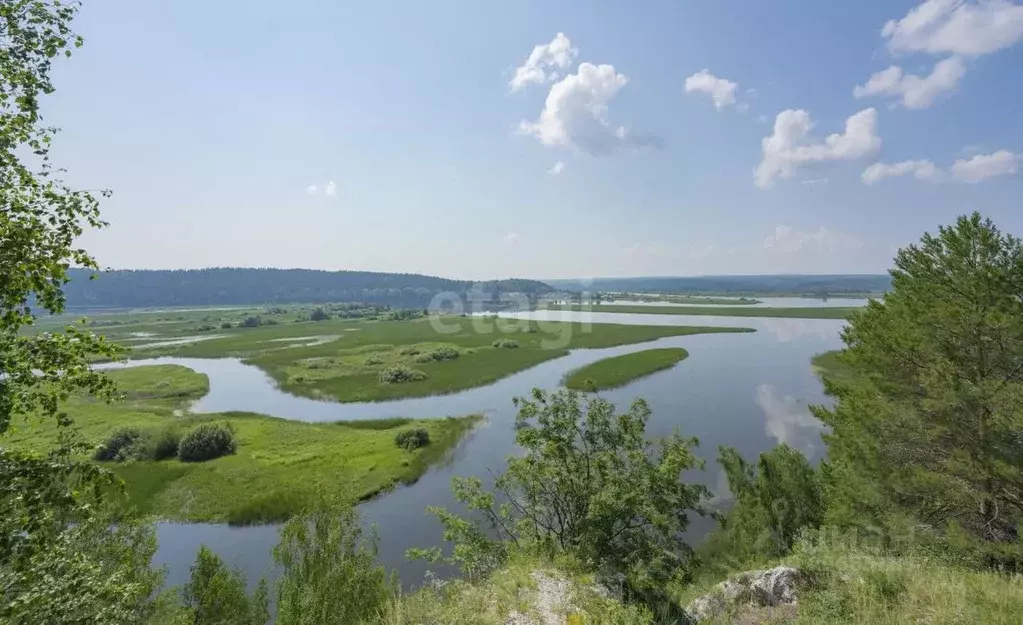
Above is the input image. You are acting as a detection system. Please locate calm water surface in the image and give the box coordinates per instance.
[130,309,849,591]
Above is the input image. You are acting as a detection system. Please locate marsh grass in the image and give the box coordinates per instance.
[211,318,752,403]
[5,364,481,524]
[563,348,689,391]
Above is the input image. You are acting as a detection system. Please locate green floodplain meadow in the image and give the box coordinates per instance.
[563,347,690,391]
[16,308,755,525]
[79,311,754,403]
[5,365,481,525]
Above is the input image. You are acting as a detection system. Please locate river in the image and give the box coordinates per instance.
[122,307,852,591]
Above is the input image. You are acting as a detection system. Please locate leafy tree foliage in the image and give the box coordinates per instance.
[0,448,162,623]
[414,389,710,589]
[712,444,824,564]
[181,546,269,625]
[274,495,395,625]
[813,213,1023,553]
[0,2,164,623]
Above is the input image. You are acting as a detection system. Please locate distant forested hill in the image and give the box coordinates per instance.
[62,268,554,309]
[545,274,890,297]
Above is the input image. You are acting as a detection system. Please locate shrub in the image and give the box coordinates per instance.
[492,339,519,349]
[378,366,427,384]
[150,429,181,461]
[399,346,421,356]
[310,307,330,322]
[263,318,279,325]
[197,324,215,332]
[415,389,708,589]
[274,495,396,624]
[116,437,153,462]
[178,423,237,462]
[430,346,459,361]
[183,546,268,624]
[240,316,261,328]
[394,428,431,451]
[94,428,144,462]
[220,321,233,329]
[364,355,384,366]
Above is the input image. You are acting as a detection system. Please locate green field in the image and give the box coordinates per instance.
[549,304,860,319]
[74,315,750,403]
[563,348,689,391]
[30,308,755,402]
[5,365,480,524]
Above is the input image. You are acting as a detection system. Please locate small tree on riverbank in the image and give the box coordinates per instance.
[412,389,710,590]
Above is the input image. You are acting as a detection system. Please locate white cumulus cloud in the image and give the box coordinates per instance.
[755,108,881,188]
[504,232,521,246]
[519,62,660,156]
[305,184,318,195]
[763,226,864,254]
[549,161,565,175]
[509,33,578,92]
[882,0,1023,56]
[950,149,1020,182]
[862,159,942,184]
[684,69,738,110]
[853,56,965,108]
[324,180,337,196]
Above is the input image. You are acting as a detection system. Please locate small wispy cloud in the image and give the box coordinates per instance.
[306,180,338,197]
[549,161,565,175]
[504,232,520,246]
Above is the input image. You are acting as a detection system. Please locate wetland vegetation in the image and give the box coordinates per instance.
[73,313,753,403]
[563,347,689,391]
[4,365,480,525]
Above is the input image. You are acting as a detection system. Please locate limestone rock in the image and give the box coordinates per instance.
[684,566,802,622]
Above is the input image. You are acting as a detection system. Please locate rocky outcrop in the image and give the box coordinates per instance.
[685,566,802,623]
[505,571,574,625]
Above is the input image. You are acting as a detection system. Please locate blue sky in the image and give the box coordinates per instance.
[45,0,1023,279]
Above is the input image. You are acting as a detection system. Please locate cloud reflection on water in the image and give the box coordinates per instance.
[755,383,827,456]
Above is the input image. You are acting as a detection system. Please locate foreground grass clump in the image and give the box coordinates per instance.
[563,348,689,391]
[4,364,481,524]
[550,304,859,319]
[388,555,652,624]
[789,541,1023,624]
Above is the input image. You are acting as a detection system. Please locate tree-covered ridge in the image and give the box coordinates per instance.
[547,274,890,297]
[61,268,555,309]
